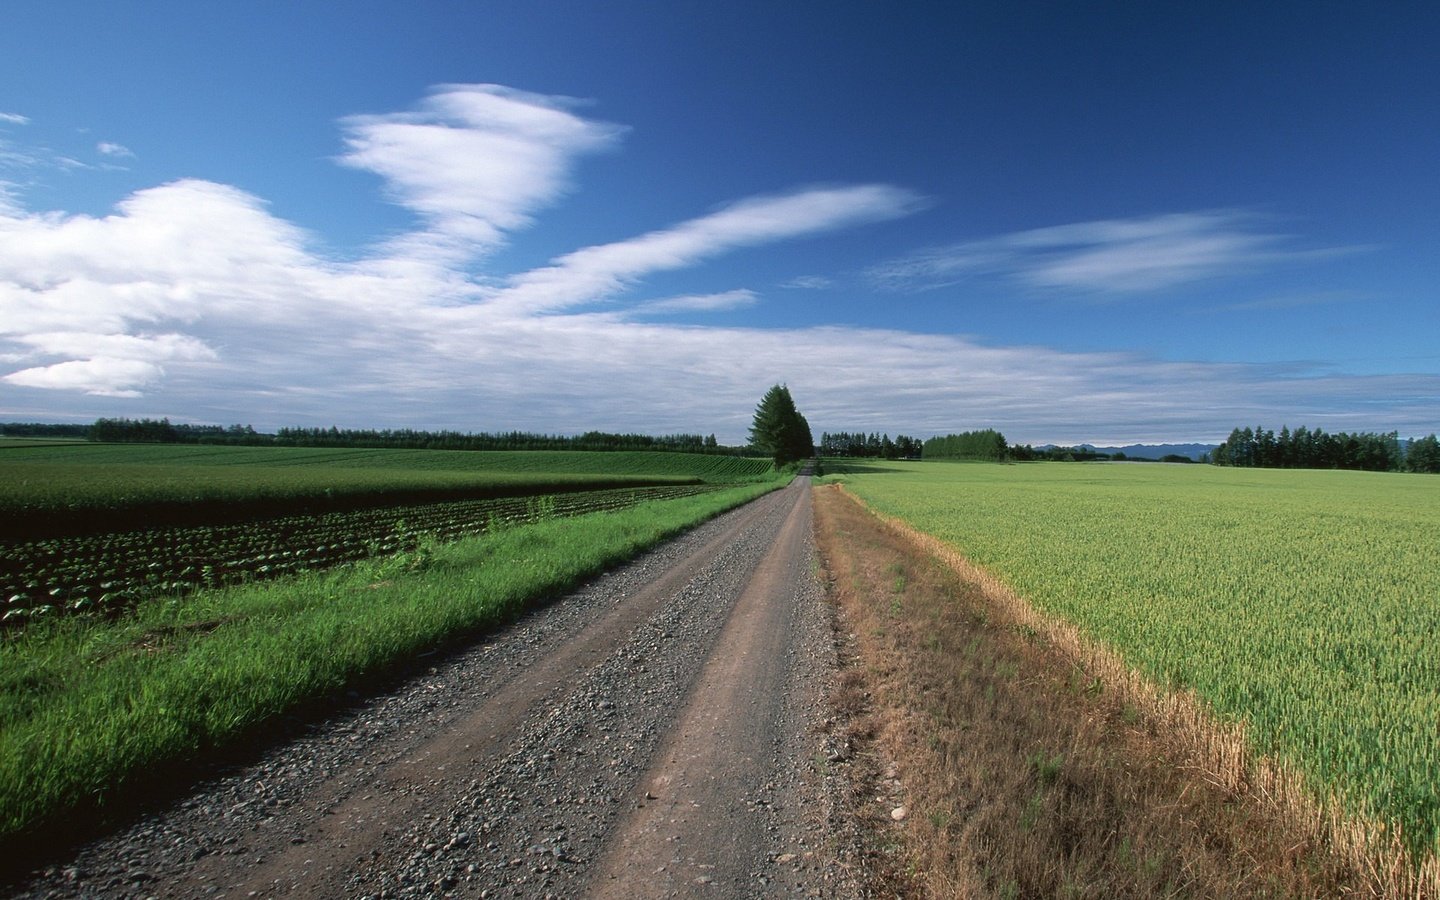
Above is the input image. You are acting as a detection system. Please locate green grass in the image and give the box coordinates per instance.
[835,460,1440,860]
[0,479,779,842]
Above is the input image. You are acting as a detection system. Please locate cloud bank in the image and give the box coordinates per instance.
[1,86,1434,444]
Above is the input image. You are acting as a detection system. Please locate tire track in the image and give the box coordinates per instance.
[585,479,814,897]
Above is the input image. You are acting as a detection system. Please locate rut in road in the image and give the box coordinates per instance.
[12,476,857,899]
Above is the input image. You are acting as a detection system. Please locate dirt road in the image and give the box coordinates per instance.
[12,477,862,898]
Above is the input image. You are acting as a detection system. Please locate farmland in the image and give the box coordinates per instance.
[0,443,774,537]
[0,444,786,847]
[0,444,774,623]
[830,460,1440,878]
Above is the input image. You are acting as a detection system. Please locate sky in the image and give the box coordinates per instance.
[1,1,1437,446]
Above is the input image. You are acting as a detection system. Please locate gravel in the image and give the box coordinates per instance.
[10,479,866,899]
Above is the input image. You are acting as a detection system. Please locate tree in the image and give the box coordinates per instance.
[748,384,814,466]
[1406,434,1440,473]
[922,429,1009,461]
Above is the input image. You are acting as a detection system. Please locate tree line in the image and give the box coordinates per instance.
[17,416,1435,474]
[86,418,267,444]
[1210,425,1439,473]
[922,429,1009,461]
[273,427,737,455]
[818,431,922,459]
[0,422,92,439]
[23,418,750,455]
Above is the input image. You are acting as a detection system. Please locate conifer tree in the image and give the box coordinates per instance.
[748,384,814,466]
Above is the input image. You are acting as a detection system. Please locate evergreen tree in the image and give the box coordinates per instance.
[748,384,814,466]
[1406,434,1440,473]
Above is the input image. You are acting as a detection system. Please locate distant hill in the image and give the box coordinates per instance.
[1080,442,1217,461]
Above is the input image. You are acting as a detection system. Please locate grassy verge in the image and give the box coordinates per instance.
[813,484,1363,897]
[0,479,779,848]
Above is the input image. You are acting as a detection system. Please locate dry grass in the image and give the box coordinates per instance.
[813,483,1368,898]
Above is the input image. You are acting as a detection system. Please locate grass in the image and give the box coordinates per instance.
[0,479,778,848]
[812,483,1362,897]
[828,459,1440,891]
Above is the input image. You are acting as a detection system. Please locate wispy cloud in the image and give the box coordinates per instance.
[634,289,758,315]
[337,84,626,266]
[482,185,923,316]
[0,123,104,182]
[780,275,832,290]
[870,211,1355,295]
[1205,290,1363,314]
[0,139,40,172]
[97,141,135,158]
[0,86,1431,443]
[0,113,29,126]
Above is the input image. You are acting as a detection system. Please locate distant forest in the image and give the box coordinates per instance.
[1211,425,1439,473]
[1,419,750,456]
[923,429,1009,461]
[919,431,1144,463]
[818,431,922,459]
[7,418,1436,473]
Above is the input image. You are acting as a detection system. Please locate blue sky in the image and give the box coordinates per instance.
[2,1,1436,445]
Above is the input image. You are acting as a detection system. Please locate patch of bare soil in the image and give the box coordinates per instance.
[812,483,1365,898]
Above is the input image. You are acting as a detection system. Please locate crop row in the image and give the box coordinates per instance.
[1,483,725,625]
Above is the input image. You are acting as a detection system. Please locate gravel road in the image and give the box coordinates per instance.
[11,476,865,899]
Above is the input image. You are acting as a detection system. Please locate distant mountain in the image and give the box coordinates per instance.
[1079,442,1217,461]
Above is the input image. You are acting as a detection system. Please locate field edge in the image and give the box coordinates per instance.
[822,482,1435,898]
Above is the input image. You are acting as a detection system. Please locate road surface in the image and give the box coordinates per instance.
[12,477,862,898]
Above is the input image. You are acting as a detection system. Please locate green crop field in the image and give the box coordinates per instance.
[0,441,775,477]
[830,460,1440,866]
[0,444,773,531]
[0,444,776,623]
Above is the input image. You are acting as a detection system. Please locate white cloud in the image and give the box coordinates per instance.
[11,330,213,360]
[869,211,1356,295]
[0,181,20,216]
[0,86,1432,444]
[635,289,758,315]
[0,113,28,126]
[780,275,833,290]
[97,141,135,157]
[4,357,164,397]
[483,185,922,316]
[337,84,625,265]
[0,138,40,172]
